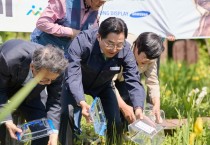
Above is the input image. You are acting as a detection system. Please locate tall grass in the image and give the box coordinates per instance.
[160,60,210,118]
[0,73,44,122]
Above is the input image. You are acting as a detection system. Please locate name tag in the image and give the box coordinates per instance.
[110,67,120,71]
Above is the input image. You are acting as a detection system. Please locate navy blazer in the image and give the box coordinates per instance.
[65,28,145,109]
[0,39,62,129]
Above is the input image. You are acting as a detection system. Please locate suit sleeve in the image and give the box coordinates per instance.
[144,62,160,99]
[46,74,63,130]
[0,52,13,122]
[65,33,88,104]
[122,45,146,109]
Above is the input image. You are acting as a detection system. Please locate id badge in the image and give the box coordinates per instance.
[110,66,120,71]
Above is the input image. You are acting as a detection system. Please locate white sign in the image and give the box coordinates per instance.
[135,120,156,134]
[1,0,210,39]
[0,0,47,32]
[99,0,210,39]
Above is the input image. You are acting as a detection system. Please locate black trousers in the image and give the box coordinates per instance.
[0,91,49,145]
[59,83,123,145]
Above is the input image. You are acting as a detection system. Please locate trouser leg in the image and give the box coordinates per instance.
[19,96,48,145]
[114,80,133,131]
[59,105,74,145]
[98,85,123,145]
[59,85,82,145]
[0,124,6,145]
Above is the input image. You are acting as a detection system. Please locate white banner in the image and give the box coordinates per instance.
[0,0,209,39]
[0,0,47,32]
[99,0,209,39]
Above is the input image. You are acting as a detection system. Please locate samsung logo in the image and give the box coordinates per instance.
[130,11,150,18]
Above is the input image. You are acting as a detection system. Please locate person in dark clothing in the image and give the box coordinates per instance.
[0,39,68,145]
[60,17,146,145]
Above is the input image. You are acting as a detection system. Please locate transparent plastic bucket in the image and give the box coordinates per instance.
[16,118,55,142]
[89,97,107,136]
[128,110,165,145]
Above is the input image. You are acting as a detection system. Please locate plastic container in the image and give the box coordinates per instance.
[16,118,55,142]
[128,110,165,145]
[89,97,107,136]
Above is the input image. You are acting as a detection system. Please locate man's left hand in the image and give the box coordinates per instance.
[47,133,58,145]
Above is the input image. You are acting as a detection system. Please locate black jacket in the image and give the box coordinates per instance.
[66,28,145,108]
[0,39,62,129]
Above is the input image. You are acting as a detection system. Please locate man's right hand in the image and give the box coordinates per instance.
[79,101,91,123]
[120,104,136,124]
[134,107,144,120]
[5,120,22,140]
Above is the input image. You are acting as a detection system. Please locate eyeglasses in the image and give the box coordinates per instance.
[102,39,125,50]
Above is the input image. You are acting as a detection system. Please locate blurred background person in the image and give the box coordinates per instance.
[31,0,111,57]
[193,0,210,36]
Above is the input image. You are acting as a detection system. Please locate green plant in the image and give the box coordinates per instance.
[160,59,210,118]
[0,32,30,43]
[0,73,44,122]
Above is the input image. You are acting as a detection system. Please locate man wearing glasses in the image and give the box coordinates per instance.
[60,17,146,144]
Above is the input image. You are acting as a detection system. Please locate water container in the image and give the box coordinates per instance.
[89,97,107,136]
[128,110,165,145]
[16,118,55,142]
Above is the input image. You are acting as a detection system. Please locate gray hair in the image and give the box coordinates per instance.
[32,45,68,74]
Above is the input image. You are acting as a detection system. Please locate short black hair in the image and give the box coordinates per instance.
[98,17,128,39]
[134,32,164,59]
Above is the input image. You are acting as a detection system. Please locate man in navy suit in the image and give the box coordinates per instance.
[60,17,146,145]
[0,39,68,145]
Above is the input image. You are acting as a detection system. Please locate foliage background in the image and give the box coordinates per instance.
[0,32,209,145]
